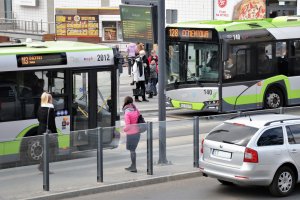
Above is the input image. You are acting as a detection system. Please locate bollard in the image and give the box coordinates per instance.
[193,116,200,168]
[43,132,50,191]
[97,127,103,183]
[279,107,284,114]
[147,122,153,175]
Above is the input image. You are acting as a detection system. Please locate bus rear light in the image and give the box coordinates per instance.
[244,147,258,163]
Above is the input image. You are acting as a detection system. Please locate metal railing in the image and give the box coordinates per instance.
[0,18,55,34]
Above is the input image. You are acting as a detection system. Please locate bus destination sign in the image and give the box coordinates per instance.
[168,28,212,40]
[17,53,67,67]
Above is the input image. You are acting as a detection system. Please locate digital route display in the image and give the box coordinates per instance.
[17,53,67,67]
[167,28,213,40]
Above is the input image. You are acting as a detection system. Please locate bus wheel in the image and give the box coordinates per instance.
[264,88,284,109]
[20,137,43,164]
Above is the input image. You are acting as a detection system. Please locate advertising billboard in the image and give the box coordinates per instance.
[214,0,266,20]
[120,5,157,43]
[56,15,99,38]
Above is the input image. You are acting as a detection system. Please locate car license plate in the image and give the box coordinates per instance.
[180,103,192,109]
[212,150,232,159]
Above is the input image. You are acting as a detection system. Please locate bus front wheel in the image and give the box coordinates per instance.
[264,87,284,109]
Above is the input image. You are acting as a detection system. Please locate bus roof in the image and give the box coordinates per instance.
[0,41,112,56]
[168,16,300,32]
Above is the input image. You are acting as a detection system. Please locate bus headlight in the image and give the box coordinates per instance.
[205,100,219,105]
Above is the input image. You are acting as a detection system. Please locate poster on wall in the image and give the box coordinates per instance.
[104,27,117,41]
[56,15,99,38]
[214,0,266,20]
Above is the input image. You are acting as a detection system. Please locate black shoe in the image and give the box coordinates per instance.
[142,99,149,102]
[153,93,157,96]
[130,82,134,85]
[148,95,153,98]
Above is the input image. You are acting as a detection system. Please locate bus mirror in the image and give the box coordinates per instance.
[222,41,229,61]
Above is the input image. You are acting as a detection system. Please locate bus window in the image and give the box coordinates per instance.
[276,42,288,75]
[167,44,180,83]
[186,43,218,82]
[289,40,300,76]
[257,43,274,75]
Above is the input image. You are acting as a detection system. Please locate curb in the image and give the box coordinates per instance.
[24,171,201,200]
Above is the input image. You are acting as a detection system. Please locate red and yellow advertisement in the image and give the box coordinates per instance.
[214,0,266,20]
[56,15,99,38]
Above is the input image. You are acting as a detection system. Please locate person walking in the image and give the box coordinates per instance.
[126,42,137,77]
[148,60,158,98]
[37,92,57,172]
[123,96,141,173]
[132,50,149,102]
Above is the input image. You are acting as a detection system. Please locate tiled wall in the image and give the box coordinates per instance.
[166,0,213,23]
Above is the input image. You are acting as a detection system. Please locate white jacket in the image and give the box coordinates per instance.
[133,57,145,82]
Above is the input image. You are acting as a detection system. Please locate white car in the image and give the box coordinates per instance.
[199,114,300,197]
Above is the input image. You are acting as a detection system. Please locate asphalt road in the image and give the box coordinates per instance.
[68,176,300,200]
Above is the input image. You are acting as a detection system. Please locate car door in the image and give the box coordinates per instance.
[286,124,300,168]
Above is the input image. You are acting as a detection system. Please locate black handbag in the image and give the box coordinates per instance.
[137,115,147,133]
[132,88,144,96]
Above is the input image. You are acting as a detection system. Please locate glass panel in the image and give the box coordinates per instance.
[167,44,180,83]
[257,127,283,146]
[97,71,112,127]
[187,43,219,82]
[73,72,89,130]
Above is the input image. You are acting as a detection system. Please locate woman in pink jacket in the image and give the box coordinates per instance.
[123,96,140,173]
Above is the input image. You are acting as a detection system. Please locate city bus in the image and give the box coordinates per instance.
[166,16,300,112]
[0,41,120,164]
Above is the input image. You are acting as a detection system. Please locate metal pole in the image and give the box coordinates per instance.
[97,127,104,183]
[193,117,200,168]
[158,0,168,164]
[147,122,153,175]
[43,132,50,191]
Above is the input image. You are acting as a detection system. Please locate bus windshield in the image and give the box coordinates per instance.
[168,43,219,84]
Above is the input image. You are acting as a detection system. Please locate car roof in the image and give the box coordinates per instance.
[225,114,300,129]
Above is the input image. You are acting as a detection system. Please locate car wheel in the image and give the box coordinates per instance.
[218,179,234,185]
[264,88,284,109]
[269,166,295,197]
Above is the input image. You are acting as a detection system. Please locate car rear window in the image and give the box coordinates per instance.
[205,122,258,147]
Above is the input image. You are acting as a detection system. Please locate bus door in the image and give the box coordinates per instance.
[71,69,115,148]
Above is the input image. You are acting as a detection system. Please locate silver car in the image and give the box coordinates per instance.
[199,114,300,197]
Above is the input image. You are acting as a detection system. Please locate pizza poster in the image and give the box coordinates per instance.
[214,0,266,20]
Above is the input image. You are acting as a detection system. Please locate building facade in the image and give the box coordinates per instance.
[2,0,299,42]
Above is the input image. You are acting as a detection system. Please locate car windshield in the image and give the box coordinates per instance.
[167,43,219,84]
[206,122,258,147]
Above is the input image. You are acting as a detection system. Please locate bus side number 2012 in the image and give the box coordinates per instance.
[97,54,110,62]
[204,89,212,95]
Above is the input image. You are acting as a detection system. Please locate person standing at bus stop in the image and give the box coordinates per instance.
[37,92,57,172]
[126,42,137,77]
[123,96,140,173]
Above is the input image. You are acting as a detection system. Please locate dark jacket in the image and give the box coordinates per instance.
[37,104,57,135]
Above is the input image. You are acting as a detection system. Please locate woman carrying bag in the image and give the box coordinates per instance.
[123,96,141,173]
[37,92,57,172]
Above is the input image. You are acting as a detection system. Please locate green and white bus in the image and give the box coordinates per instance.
[166,16,300,112]
[0,41,120,164]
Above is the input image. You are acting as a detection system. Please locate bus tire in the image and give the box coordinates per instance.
[264,87,284,109]
[20,135,57,164]
[20,136,44,164]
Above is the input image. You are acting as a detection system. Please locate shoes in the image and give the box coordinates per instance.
[148,94,153,98]
[142,99,149,102]
[130,82,135,85]
[125,166,137,173]
[153,93,157,96]
[135,99,141,102]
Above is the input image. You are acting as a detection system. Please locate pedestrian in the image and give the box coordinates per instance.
[132,50,149,102]
[148,60,158,98]
[148,49,159,75]
[126,42,137,77]
[123,96,141,173]
[114,45,124,75]
[37,92,57,172]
